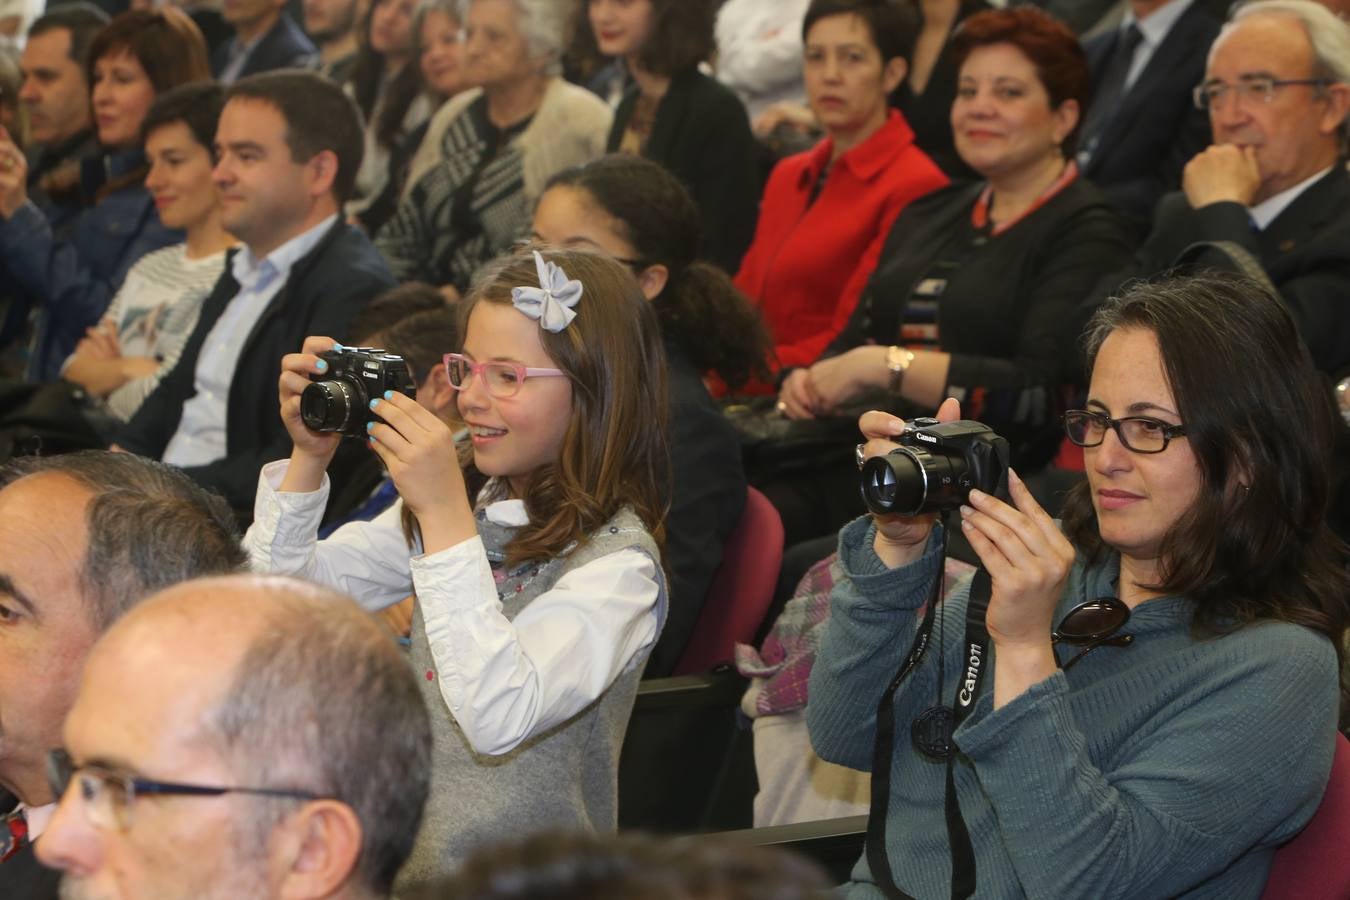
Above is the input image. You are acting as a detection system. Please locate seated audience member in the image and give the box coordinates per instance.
[734,0,949,394]
[812,273,1347,897]
[714,0,811,123]
[346,0,430,225]
[63,82,232,433]
[0,8,208,383]
[755,0,990,179]
[379,0,611,298]
[532,154,771,677]
[590,0,761,273]
[407,831,831,900]
[245,249,669,889]
[213,0,316,84]
[1026,0,1121,35]
[767,7,1133,545]
[13,4,107,212]
[36,574,433,900]
[116,70,395,516]
[1124,0,1350,376]
[304,0,365,83]
[1076,0,1221,228]
[356,0,466,235]
[0,451,247,899]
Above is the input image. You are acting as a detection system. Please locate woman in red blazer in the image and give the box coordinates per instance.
[732,0,949,394]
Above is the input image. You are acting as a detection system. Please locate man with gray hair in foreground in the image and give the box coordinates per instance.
[0,451,247,899]
[36,574,433,900]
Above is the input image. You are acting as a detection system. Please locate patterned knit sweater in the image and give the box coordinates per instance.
[807,517,1340,899]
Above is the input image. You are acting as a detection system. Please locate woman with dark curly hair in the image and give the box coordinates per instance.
[533,153,772,676]
[811,272,1349,897]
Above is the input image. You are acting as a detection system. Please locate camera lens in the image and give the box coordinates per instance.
[301,380,362,433]
[860,446,968,516]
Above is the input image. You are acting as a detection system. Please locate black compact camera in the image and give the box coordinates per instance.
[859,418,1010,517]
[300,346,416,438]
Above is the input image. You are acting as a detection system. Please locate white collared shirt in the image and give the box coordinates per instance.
[243,461,661,756]
[1248,166,1332,231]
[1122,0,1195,91]
[23,803,54,840]
[163,216,337,468]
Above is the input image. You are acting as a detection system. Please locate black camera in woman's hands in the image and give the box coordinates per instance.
[300,346,417,438]
[860,418,1010,517]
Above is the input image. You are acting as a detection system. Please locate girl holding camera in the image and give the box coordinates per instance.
[245,248,670,889]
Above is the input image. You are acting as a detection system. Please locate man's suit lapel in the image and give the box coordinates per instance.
[1258,167,1350,260]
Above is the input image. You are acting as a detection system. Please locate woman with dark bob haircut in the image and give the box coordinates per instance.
[0,7,211,381]
[809,272,1348,897]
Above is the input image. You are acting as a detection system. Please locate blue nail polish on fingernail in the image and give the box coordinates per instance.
[369,399,379,410]
[383,390,394,400]
[366,421,375,432]
[333,342,344,351]
[315,360,328,371]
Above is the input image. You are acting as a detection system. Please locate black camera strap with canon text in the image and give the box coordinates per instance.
[864,534,995,900]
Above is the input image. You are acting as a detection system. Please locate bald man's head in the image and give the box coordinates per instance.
[40,575,432,900]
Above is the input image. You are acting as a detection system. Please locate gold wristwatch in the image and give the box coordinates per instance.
[886,345,914,394]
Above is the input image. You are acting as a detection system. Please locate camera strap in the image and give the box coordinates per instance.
[864,541,994,900]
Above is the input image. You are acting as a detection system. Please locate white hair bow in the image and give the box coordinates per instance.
[511,251,582,333]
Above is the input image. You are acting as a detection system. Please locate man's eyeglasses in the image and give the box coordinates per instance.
[443,353,567,399]
[1062,409,1187,454]
[46,749,325,832]
[1053,597,1133,670]
[1192,76,1334,110]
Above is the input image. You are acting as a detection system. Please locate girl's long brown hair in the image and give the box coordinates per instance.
[459,249,671,568]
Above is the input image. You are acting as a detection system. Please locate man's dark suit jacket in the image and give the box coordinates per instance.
[1081,3,1221,225]
[1136,166,1350,375]
[0,792,59,900]
[211,12,317,81]
[116,220,395,515]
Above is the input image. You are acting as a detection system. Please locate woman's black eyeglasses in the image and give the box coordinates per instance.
[1053,597,1133,670]
[1063,409,1187,454]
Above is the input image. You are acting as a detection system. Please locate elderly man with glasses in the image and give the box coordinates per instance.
[1125,0,1350,378]
[36,574,432,900]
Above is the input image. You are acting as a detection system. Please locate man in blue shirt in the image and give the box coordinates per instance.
[117,70,395,517]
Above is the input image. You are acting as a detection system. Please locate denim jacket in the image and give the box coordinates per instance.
[0,148,182,381]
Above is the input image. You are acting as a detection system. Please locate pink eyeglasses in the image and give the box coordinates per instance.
[443,353,566,398]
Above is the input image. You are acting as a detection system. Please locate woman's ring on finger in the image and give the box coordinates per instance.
[855,442,867,470]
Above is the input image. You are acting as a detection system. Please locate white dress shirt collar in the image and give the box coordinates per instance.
[1249,166,1332,231]
[22,802,55,840]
